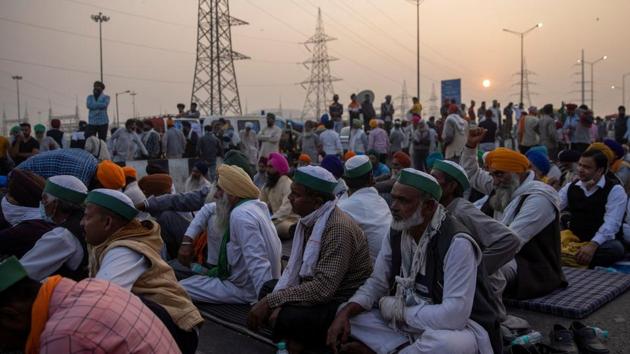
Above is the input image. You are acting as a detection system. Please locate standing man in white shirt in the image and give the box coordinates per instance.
[319,120,343,157]
[258,113,282,159]
[558,148,626,267]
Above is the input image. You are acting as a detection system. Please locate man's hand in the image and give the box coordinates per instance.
[269,307,281,328]
[326,313,351,354]
[466,127,487,148]
[177,236,195,266]
[576,242,599,265]
[247,296,272,331]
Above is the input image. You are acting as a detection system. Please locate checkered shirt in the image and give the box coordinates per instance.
[17,149,98,187]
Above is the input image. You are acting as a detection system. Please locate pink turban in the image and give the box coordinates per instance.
[268,152,290,176]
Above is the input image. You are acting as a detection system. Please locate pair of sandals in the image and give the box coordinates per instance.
[508,321,609,354]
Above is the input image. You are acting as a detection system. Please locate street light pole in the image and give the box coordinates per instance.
[91,12,110,82]
[115,90,130,127]
[578,55,607,112]
[503,23,542,105]
[407,0,424,101]
[130,91,137,118]
[622,72,630,107]
[11,75,22,122]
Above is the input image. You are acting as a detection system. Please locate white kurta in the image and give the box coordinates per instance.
[184,202,221,265]
[95,247,149,291]
[346,232,489,354]
[180,200,282,304]
[20,227,83,281]
[338,187,392,263]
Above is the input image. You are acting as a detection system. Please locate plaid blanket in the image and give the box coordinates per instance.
[505,266,630,318]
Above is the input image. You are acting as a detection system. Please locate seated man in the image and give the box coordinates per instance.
[431,159,520,324]
[81,189,204,354]
[0,169,53,256]
[558,149,626,267]
[339,155,393,263]
[327,169,499,354]
[249,166,373,352]
[20,175,88,281]
[0,257,180,353]
[261,152,299,239]
[462,128,566,300]
[178,164,282,304]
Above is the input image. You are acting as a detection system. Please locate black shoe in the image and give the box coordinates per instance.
[569,321,609,354]
[548,324,578,354]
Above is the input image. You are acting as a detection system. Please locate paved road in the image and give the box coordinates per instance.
[196,290,630,353]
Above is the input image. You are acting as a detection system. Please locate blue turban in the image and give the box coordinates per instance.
[526,150,550,175]
[528,145,549,157]
[426,152,444,170]
[321,154,343,179]
[604,139,624,160]
[194,161,209,176]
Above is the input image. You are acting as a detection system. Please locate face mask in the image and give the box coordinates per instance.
[39,202,54,223]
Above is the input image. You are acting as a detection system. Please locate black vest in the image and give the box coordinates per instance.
[505,195,567,300]
[0,219,55,258]
[55,211,89,281]
[389,215,502,354]
[567,176,617,242]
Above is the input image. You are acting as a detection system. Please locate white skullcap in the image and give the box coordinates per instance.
[344,155,372,178]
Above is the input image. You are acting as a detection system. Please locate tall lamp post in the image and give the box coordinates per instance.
[407,0,424,101]
[130,91,137,118]
[578,55,607,112]
[115,90,130,127]
[91,12,110,82]
[503,23,542,105]
[622,72,630,107]
[11,75,22,122]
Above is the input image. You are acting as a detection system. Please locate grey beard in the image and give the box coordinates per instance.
[214,193,230,233]
[489,176,520,212]
[391,207,424,231]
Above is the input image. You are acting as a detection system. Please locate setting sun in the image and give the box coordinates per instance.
[482,79,491,88]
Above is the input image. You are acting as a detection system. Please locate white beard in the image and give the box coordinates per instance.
[214,193,231,233]
[489,175,520,212]
[391,207,424,231]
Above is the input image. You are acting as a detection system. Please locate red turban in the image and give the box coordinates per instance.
[393,151,412,168]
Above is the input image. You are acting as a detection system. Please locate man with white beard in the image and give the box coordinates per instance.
[327,169,500,354]
[461,128,566,308]
[177,164,282,304]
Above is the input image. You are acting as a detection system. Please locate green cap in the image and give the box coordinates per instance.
[0,256,28,293]
[397,168,442,201]
[432,159,470,191]
[294,166,337,195]
[34,124,46,133]
[86,189,139,221]
[344,155,372,178]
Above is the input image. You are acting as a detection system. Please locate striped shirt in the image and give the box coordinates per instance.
[267,208,373,308]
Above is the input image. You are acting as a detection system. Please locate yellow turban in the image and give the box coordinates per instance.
[587,143,614,165]
[217,164,260,199]
[486,148,530,173]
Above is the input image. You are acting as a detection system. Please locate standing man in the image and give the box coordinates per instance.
[477,101,487,121]
[368,120,390,161]
[320,120,343,157]
[329,94,344,133]
[468,100,477,122]
[348,94,361,129]
[182,121,199,158]
[86,81,110,141]
[141,120,161,159]
[564,104,593,153]
[163,119,187,159]
[11,123,39,165]
[240,122,259,167]
[478,110,498,152]
[176,103,186,117]
[258,113,282,159]
[442,104,468,163]
[615,105,628,144]
[389,119,405,154]
[539,104,559,160]
[198,125,223,182]
[47,119,64,147]
[380,95,395,132]
[110,119,148,163]
[186,102,201,118]
[361,94,376,131]
[409,96,423,117]
[517,110,540,154]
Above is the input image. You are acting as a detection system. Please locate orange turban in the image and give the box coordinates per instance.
[96,160,126,190]
[587,143,614,165]
[393,151,412,168]
[122,166,137,179]
[343,151,356,161]
[138,174,173,197]
[369,119,378,129]
[486,148,530,173]
[299,153,312,164]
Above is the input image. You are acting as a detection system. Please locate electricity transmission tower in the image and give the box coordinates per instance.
[511,59,537,107]
[396,80,410,119]
[191,0,249,116]
[300,8,340,120]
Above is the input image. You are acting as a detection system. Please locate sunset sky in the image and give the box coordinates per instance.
[1,0,629,125]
